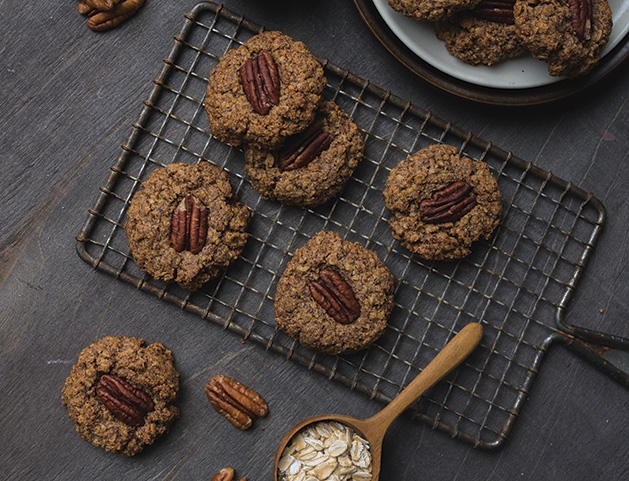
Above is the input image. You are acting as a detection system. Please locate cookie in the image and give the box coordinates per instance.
[274,231,394,356]
[243,100,364,207]
[204,31,327,149]
[435,9,527,66]
[514,0,613,78]
[125,162,250,291]
[383,144,502,261]
[61,336,180,456]
[388,0,481,22]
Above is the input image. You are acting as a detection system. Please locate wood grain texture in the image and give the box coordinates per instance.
[1,1,629,480]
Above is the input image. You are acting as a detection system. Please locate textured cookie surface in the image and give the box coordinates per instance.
[274,231,394,356]
[389,0,481,21]
[243,100,364,207]
[205,31,326,149]
[61,336,180,456]
[384,144,502,261]
[125,162,250,291]
[435,13,527,66]
[514,0,612,78]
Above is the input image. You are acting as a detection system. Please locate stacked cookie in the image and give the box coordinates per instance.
[390,0,613,77]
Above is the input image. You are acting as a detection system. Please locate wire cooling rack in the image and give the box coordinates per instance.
[76,2,606,449]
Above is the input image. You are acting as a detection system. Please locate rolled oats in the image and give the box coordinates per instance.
[277,421,372,481]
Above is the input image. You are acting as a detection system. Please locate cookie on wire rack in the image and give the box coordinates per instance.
[243,100,364,207]
[205,30,327,150]
[274,231,395,356]
[125,162,250,291]
[384,144,502,261]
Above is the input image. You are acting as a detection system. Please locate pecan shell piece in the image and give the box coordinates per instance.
[276,120,333,171]
[419,181,477,224]
[205,375,268,430]
[239,50,281,115]
[96,374,155,427]
[171,194,209,255]
[310,268,361,325]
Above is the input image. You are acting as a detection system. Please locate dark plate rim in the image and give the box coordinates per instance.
[354,0,629,106]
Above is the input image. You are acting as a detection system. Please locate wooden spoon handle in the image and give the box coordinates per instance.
[367,322,483,436]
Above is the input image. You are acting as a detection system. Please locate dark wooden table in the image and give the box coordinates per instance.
[2,1,629,480]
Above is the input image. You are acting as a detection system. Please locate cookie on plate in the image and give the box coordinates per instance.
[61,336,180,456]
[388,0,481,22]
[384,144,502,261]
[125,162,250,291]
[205,31,327,149]
[514,0,613,78]
[243,100,364,207]
[435,5,527,66]
[274,231,394,356]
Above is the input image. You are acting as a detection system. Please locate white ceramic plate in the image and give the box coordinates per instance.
[372,0,629,89]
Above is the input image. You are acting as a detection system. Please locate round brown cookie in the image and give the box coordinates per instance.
[383,144,502,261]
[204,31,327,149]
[435,11,527,66]
[388,0,481,22]
[243,100,364,207]
[514,0,612,78]
[125,162,250,291]
[274,231,395,356]
[61,336,180,456]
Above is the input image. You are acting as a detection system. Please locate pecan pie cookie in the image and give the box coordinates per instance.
[243,100,364,207]
[384,144,502,261]
[125,162,250,291]
[274,230,394,356]
[205,31,327,149]
[389,0,482,21]
[435,1,527,66]
[513,0,613,78]
[61,336,180,456]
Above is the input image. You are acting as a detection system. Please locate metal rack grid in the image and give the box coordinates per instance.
[76,2,605,449]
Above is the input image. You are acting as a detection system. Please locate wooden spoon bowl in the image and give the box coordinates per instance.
[273,322,483,481]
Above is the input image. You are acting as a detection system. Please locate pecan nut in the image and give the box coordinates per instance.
[78,0,121,14]
[211,467,247,481]
[276,120,333,171]
[569,0,592,41]
[171,194,209,255]
[473,0,516,24]
[239,50,281,115]
[310,269,361,325]
[205,375,268,430]
[419,181,477,224]
[83,0,145,32]
[96,374,155,427]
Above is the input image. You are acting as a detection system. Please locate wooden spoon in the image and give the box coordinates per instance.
[273,322,483,481]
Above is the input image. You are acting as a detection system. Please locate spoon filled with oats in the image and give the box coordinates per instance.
[274,322,483,481]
